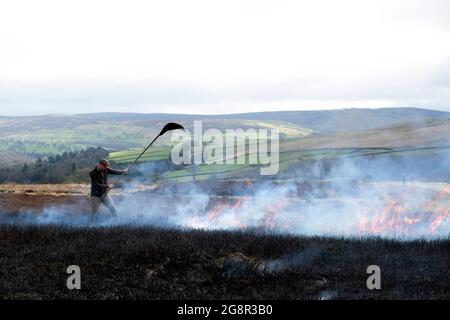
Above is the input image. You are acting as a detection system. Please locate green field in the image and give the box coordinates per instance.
[109,146,173,163]
[2,124,162,153]
[0,118,311,158]
[108,141,450,182]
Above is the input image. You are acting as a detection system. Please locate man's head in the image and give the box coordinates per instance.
[97,159,110,171]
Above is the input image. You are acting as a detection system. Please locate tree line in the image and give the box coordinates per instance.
[0,147,109,184]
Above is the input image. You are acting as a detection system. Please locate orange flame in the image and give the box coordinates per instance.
[202,184,449,237]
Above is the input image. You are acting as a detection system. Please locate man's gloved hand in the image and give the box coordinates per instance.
[123,168,129,175]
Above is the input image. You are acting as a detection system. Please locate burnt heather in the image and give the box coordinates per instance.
[0,225,448,299]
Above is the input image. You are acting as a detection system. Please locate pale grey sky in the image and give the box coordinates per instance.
[1,0,450,115]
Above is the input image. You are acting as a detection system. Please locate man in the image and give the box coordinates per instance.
[89,159,128,217]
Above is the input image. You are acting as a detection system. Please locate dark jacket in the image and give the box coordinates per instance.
[89,167,124,197]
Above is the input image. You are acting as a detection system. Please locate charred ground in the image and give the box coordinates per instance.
[0,225,448,300]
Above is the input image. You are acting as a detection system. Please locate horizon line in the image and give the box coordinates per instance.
[1,106,448,118]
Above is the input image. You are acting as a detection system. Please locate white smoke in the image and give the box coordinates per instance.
[1,154,449,239]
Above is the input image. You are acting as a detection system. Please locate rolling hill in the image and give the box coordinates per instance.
[1,107,448,135]
[1,107,450,183]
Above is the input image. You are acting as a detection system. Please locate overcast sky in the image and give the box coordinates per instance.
[1,0,450,116]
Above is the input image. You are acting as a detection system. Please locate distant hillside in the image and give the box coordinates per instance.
[282,118,450,150]
[224,108,450,132]
[74,107,450,132]
[1,107,448,134]
[1,108,450,183]
[0,108,449,168]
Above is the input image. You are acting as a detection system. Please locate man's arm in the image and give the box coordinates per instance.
[107,167,128,175]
